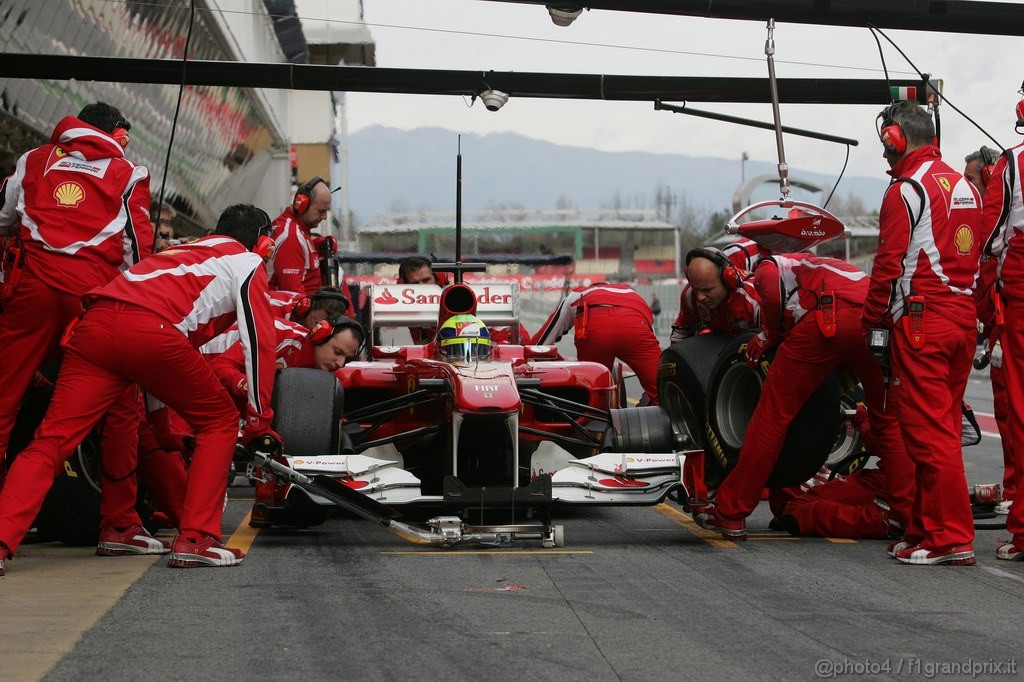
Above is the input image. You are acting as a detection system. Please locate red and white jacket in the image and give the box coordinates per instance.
[981,143,1024,299]
[267,207,322,296]
[0,116,153,295]
[199,290,303,357]
[864,145,983,330]
[754,253,868,341]
[723,237,771,273]
[535,283,653,345]
[209,319,311,400]
[84,235,276,425]
[672,279,761,341]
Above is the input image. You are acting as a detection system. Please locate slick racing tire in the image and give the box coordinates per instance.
[657,333,732,450]
[272,368,345,456]
[704,334,840,488]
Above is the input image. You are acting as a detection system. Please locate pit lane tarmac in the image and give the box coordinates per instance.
[3,370,1020,681]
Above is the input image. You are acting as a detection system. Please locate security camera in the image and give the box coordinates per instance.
[480,89,509,112]
[547,5,583,27]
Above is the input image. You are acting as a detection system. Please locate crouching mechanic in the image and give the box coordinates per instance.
[209,317,364,529]
[0,204,278,576]
[671,247,762,343]
[696,253,912,540]
[535,282,661,404]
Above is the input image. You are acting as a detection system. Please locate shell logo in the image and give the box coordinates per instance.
[955,225,975,256]
[54,182,85,208]
[938,177,952,192]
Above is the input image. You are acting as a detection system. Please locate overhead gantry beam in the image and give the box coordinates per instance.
[476,0,1024,36]
[0,54,927,105]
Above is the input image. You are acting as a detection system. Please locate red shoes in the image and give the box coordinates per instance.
[894,544,976,566]
[996,541,1024,561]
[96,525,170,556]
[167,534,245,568]
[694,504,748,540]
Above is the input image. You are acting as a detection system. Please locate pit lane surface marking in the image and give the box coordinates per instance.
[0,545,159,681]
[654,503,739,548]
[227,511,261,555]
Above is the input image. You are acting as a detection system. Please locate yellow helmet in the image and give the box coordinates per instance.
[438,314,492,362]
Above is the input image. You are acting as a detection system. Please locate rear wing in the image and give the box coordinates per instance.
[366,283,520,330]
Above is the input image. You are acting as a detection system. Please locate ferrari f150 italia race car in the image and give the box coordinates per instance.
[256,276,695,546]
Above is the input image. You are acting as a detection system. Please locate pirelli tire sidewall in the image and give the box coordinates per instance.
[657,332,732,451]
[704,333,841,488]
[272,368,345,456]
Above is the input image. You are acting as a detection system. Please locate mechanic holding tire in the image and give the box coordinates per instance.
[978,82,1024,562]
[536,282,662,405]
[670,247,762,344]
[697,253,912,542]
[863,100,983,566]
[0,205,279,576]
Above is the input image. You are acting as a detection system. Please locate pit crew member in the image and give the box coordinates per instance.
[778,409,906,539]
[696,253,912,541]
[979,82,1024,561]
[965,146,1016,518]
[0,102,153,491]
[267,176,343,297]
[671,247,762,343]
[864,100,982,566]
[535,282,661,404]
[0,204,277,576]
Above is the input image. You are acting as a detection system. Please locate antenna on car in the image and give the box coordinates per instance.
[432,135,487,283]
[455,135,463,283]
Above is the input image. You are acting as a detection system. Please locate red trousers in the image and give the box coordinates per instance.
[889,312,975,550]
[783,468,890,538]
[0,302,239,554]
[990,362,1017,501]
[0,269,85,488]
[575,306,662,405]
[716,307,912,523]
[136,407,188,529]
[1000,297,1024,545]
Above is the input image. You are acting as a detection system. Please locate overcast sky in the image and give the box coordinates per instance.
[334,1,1023,185]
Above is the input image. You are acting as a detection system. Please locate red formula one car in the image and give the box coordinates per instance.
[254,276,695,546]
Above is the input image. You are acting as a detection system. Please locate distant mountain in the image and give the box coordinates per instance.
[348,126,887,225]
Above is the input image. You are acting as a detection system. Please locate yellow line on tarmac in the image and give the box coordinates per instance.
[381,550,593,555]
[826,537,857,544]
[227,511,261,555]
[654,503,739,549]
[0,546,159,682]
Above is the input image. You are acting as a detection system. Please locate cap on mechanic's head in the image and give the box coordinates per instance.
[438,314,491,362]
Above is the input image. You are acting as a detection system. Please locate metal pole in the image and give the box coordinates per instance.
[765,19,790,200]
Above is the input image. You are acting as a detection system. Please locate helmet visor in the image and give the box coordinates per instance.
[440,336,492,362]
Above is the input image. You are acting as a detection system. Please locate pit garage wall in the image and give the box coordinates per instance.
[0,0,291,229]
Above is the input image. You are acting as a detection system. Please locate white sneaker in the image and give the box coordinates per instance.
[995,500,1013,515]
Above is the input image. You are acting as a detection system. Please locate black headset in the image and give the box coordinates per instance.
[310,315,366,355]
